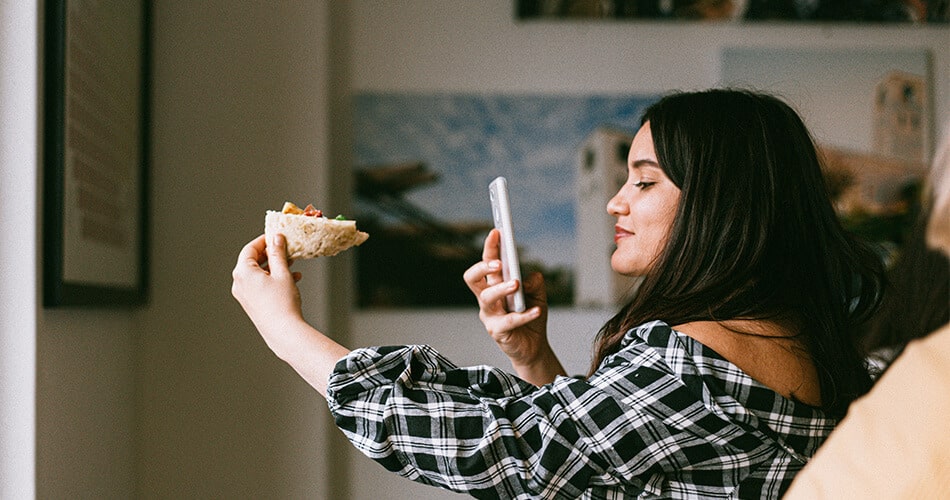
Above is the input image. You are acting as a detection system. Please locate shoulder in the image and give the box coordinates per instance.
[594,319,732,401]
[610,319,730,372]
[618,319,695,353]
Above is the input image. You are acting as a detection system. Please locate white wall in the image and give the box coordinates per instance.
[136,2,336,498]
[3,1,138,498]
[0,1,38,498]
[36,312,136,498]
[343,2,950,499]
[2,2,343,498]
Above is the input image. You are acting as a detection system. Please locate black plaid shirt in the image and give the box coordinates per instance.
[327,320,836,499]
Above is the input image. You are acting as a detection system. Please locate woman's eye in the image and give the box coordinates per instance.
[632,181,655,190]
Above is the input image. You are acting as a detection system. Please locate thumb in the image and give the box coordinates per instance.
[267,233,292,277]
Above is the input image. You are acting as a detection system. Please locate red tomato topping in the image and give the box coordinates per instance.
[303,204,322,217]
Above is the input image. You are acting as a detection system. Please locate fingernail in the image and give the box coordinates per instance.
[488,261,500,270]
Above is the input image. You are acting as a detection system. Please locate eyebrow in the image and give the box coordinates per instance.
[631,159,660,169]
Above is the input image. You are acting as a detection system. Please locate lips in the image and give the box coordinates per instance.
[614,225,633,243]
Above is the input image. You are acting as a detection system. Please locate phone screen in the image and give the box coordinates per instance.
[489,176,526,312]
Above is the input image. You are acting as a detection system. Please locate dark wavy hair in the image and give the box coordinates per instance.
[590,89,885,417]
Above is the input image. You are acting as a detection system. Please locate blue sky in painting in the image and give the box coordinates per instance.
[353,93,658,268]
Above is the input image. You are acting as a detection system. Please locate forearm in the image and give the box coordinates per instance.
[267,319,350,398]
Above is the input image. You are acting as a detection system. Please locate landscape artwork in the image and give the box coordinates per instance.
[352,93,660,309]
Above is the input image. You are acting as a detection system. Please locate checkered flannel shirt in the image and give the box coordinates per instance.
[327,320,837,499]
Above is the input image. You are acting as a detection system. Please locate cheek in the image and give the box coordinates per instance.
[639,199,678,256]
[644,197,676,230]
[657,203,678,240]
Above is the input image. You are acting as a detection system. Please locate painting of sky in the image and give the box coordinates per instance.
[353,92,658,271]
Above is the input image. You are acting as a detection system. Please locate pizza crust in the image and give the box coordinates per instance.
[264,211,369,259]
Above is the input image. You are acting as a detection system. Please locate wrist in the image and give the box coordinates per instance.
[512,342,553,369]
[512,343,566,385]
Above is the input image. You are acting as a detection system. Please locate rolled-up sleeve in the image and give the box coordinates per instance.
[328,345,597,497]
[326,342,781,499]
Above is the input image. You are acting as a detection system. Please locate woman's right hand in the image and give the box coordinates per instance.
[464,230,565,384]
[231,234,307,357]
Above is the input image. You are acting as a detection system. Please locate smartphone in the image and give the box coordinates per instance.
[489,176,526,313]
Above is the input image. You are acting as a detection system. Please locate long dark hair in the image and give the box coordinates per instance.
[590,89,884,417]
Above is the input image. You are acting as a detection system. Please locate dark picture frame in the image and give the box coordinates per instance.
[43,0,151,307]
[515,0,950,23]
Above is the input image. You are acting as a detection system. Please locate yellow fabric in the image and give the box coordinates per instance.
[784,323,950,499]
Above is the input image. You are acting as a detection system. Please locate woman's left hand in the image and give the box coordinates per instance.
[463,229,566,385]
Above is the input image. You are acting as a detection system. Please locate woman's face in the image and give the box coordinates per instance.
[607,122,681,277]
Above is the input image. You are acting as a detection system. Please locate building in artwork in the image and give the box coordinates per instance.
[873,70,928,163]
[819,70,929,217]
[575,127,641,308]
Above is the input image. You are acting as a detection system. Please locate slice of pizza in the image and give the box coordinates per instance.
[264,202,369,259]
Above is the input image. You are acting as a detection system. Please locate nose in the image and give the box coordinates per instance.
[607,188,628,216]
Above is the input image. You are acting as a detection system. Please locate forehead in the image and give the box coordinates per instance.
[628,123,658,169]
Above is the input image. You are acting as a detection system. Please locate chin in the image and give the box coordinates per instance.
[610,259,647,277]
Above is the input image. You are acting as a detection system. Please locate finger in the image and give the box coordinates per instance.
[482,229,502,262]
[481,306,542,335]
[482,230,508,286]
[479,279,521,311]
[234,235,269,281]
[266,233,292,278]
[238,234,268,265]
[232,235,267,300]
[463,260,502,292]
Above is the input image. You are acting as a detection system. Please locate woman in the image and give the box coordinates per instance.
[232,89,884,498]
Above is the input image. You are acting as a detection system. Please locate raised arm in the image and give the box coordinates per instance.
[463,229,567,385]
[231,233,348,397]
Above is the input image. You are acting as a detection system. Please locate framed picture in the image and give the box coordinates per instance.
[43,0,151,307]
[352,92,659,309]
[515,0,949,23]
